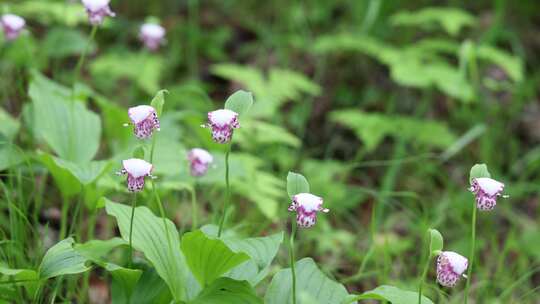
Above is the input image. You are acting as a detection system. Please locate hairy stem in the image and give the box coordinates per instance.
[418,255,431,304]
[217,148,231,237]
[289,218,298,304]
[73,25,97,83]
[464,206,477,304]
[128,192,137,267]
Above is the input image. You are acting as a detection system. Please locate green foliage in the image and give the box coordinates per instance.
[38,238,90,279]
[330,110,457,151]
[181,230,250,287]
[0,109,20,141]
[225,90,254,117]
[390,7,476,36]
[286,172,310,198]
[105,200,188,301]
[469,163,491,183]
[345,285,434,304]
[126,269,172,304]
[43,28,96,59]
[11,1,87,26]
[151,90,168,117]
[29,72,102,163]
[428,228,444,256]
[265,258,350,304]
[211,64,321,117]
[90,51,164,95]
[188,278,263,304]
[201,226,284,285]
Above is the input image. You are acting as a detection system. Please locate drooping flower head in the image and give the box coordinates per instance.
[469,177,505,211]
[187,148,213,177]
[127,105,160,139]
[117,158,153,192]
[139,23,166,51]
[81,0,115,25]
[1,14,25,41]
[436,251,468,287]
[207,109,239,144]
[288,193,329,228]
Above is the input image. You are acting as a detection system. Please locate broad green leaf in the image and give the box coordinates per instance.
[469,163,491,184]
[181,230,250,287]
[428,228,444,256]
[0,266,39,296]
[265,258,349,304]
[127,269,172,304]
[225,90,254,117]
[286,172,310,198]
[38,238,90,279]
[151,90,168,117]
[0,109,20,141]
[345,285,434,304]
[37,152,81,198]
[188,278,262,304]
[201,226,283,285]
[29,72,101,163]
[223,232,283,284]
[51,157,111,185]
[0,142,24,171]
[105,201,187,301]
[390,7,476,36]
[75,238,127,262]
[107,264,143,304]
[331,110,457,151]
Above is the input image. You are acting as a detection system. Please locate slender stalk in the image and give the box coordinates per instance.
[190,185,198,231]
[59,196,69,239]
[289,219,298,304]
[464,206,477,304]
[128,192,137,266]
[418,255,431,304]
[68,186,84,238]
[217,148,231,237]
[73,25,97,83]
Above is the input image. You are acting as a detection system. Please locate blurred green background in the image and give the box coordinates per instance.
[0,0,539,303]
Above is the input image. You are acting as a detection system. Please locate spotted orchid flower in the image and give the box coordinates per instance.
[117,158,154,192]
[81,0,115,25]
[436,251,468,287]
[187,148,213,177]
[470,177,505,211]
[288,193,329,228]
[1,14,25,41]
[207,109,239,144]
[126,105,160,139]
[139,23,166,51]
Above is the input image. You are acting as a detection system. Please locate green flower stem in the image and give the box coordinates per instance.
[418,254,431,304]
[217,147,231,237]
[59,196,69,239]
[464,206,477,304]
[128,192,137,267]
[73,25,97,83]
[289,218,298,304]
[190,185,198,230]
